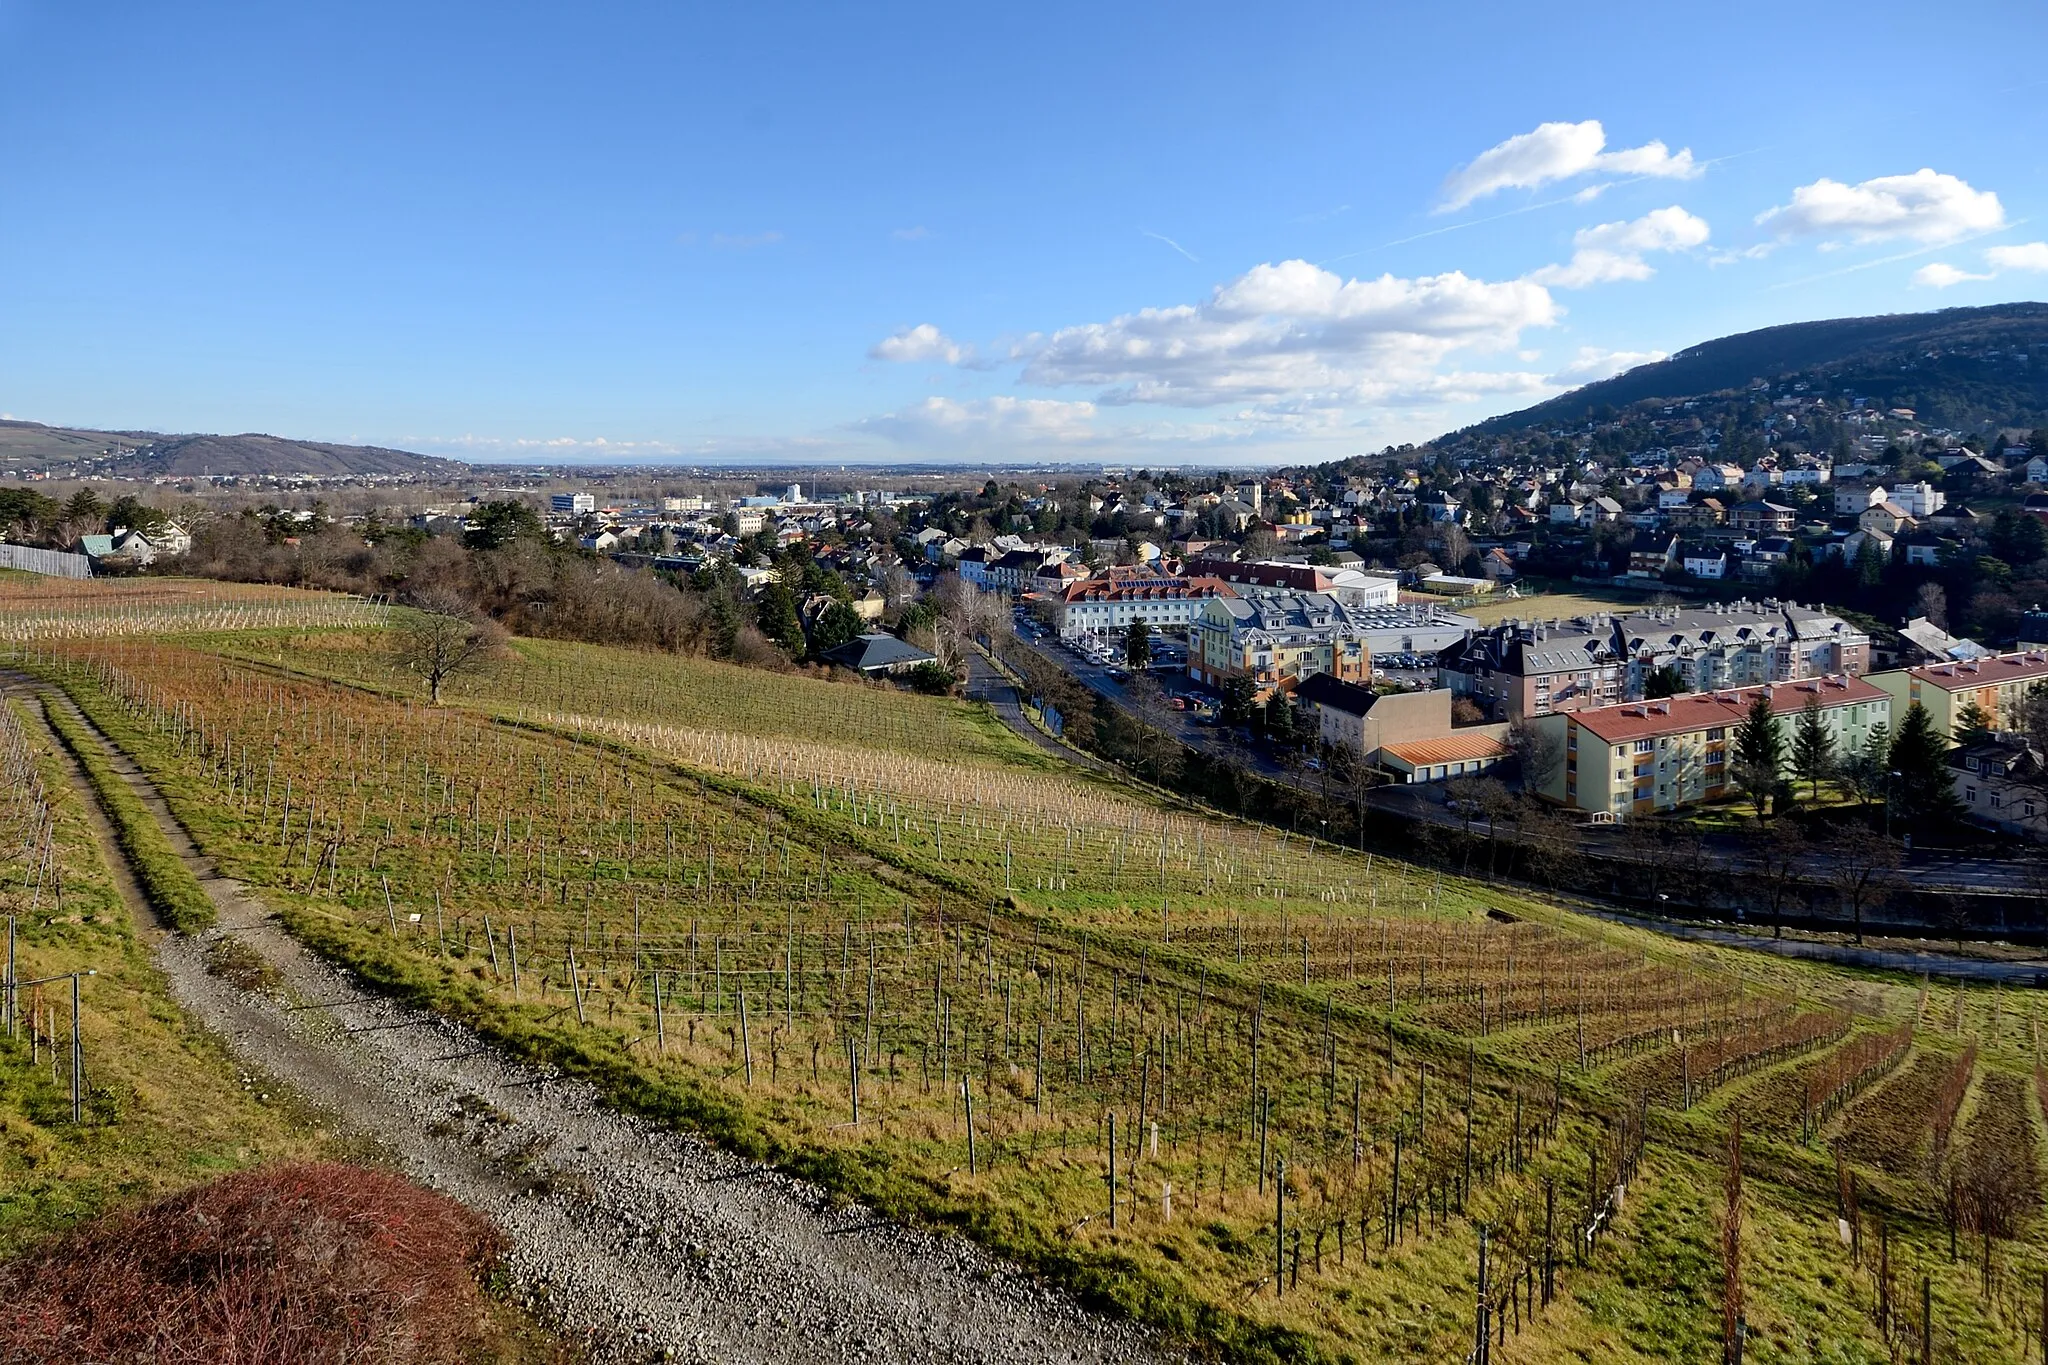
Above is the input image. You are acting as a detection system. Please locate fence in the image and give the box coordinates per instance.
[0,544,94,579]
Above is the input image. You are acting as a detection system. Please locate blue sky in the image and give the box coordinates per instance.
[2,1,2044,467]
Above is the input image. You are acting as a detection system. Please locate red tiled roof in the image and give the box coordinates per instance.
[1062,575,1235,604]
[1566,676,1886,744]
[1905,650,2048,692]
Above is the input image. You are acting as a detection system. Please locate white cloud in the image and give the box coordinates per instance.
[855,395,1102,446]
[1017,259,1559,408]
[868,323,972,365]
[1987,241,2048,272]
[1546,347,1667,386]
[1912,262,1993,288]
[1756,169,2005,245]
[1437,120,1698,212]
[1529,206,1710,288]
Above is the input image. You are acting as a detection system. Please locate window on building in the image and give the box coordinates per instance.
[1634,739,1654,754]
[1706,727,1725,741]
[1965,786,1977,803]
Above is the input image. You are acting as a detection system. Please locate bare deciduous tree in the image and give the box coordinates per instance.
[392,590,502,704]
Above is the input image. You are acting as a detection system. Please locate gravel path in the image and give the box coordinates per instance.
[11,676,1172,1365]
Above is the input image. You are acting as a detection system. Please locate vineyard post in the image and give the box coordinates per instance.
[1543,1177,1555,1306]
[653,972,666,1052]
[963,1076,976,1174]
[739,990,753,1084]
[1275,1157,1286,1298]
[1475,1223,1490,1365]
[1258,1088,1270,1196]
[509,926,521,993]
[848,1037,860,1125]
[1921,1276,1931,1365]
[434,891,445,957]
[568,948,587,1025]
[1108,1112,1117,1229]
[381,876,397,936]
[69,972,81,1124]
[1035,1020,1045,1117]
[1723,1116,1743,1365]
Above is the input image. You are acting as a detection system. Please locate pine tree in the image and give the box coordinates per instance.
[1953,698,1992,744]
[1790,694,1835,801]
[1124,617,1153,669]
[1731,693,1787,819]
[1887,702,1965,825]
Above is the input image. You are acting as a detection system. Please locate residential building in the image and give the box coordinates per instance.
[1439,599,1869,724]
[1867,649,2048,739]
[1694,463,1746,492]
[1891,481,1946,518]
[1680,543,1728,579]
[955,545,993,590]
[821,633,938,677]
[1948,735,2047,840]
[1892,616,1990,666]
[551,492,596,515]
[1187,557,1400,608]
[1531,676,1890,817]
[1835,483,1887,515]
[1728,500,1796,535]
[1626,532,1677,578]
[1188,592,1373,701]
[1055,574,1236,639]
[1437,617,1625,725]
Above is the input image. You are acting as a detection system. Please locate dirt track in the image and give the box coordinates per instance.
[8,675,1169,1365]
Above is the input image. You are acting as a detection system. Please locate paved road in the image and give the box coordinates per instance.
[961,648,1112,773]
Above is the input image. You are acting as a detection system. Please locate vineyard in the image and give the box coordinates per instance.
[0,577,385,642]
[5,581,2048,1362]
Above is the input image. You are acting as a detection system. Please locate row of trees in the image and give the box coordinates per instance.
[0,487,174,546]
[1728,694,1962,826]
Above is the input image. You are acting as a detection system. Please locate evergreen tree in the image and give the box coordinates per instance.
[1731,693,1786,819]
[1952,697,1992,744]
[807,600,863,658]
[62,488,104,529]
[1887,702,1965,825]
[1644,665,1685,699]
[753,582,805,656]
[1790,694,1835,800]
[1219,676,1257,727]
[1124,617,1153,669]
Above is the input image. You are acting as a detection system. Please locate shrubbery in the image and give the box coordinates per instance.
[0,1163,506,1365]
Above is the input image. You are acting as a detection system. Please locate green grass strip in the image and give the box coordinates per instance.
[40,696,217,933]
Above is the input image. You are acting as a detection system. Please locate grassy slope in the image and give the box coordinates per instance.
[26,628,2048,1363]
[0,697,328,1253]
[39,697,216,931]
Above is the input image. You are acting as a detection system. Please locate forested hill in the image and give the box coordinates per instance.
[1468,301,2048,436]
[0,420,465,478]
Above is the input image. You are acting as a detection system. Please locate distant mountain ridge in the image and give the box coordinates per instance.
[0,419,465,478]
[1466,301,2048,437]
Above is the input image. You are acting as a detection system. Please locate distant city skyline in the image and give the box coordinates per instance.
[2,1,2043,467]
